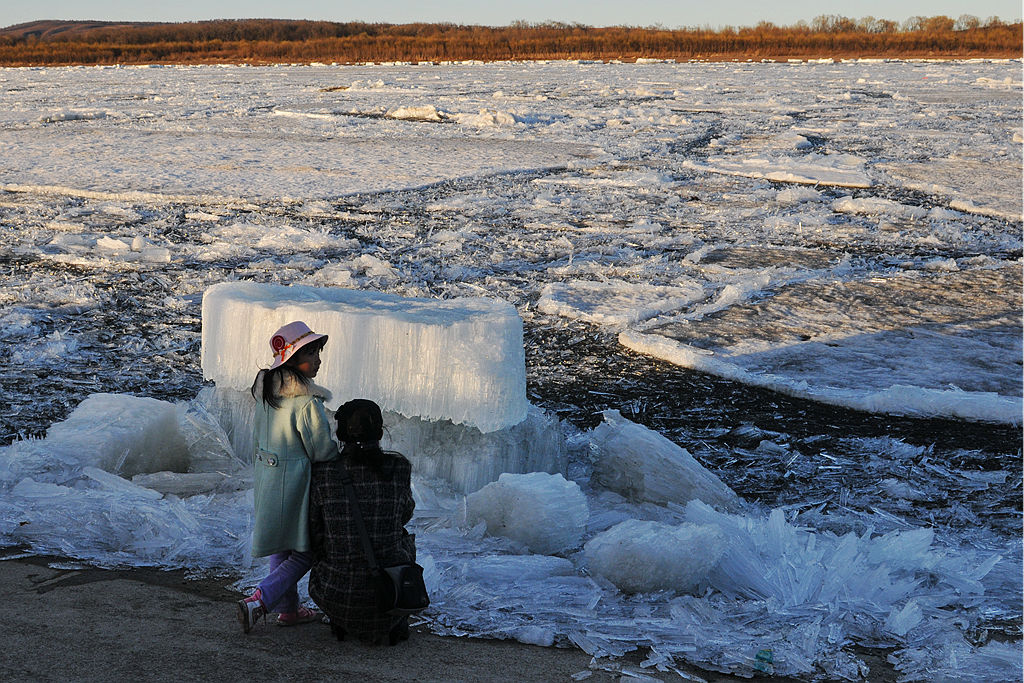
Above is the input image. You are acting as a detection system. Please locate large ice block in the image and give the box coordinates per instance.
[12,393,244,491]
[201,282,528,433]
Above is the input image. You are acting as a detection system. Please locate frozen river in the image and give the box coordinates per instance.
[0,60,1020,681]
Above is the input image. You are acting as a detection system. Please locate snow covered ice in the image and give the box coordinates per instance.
[0,59,1020,681]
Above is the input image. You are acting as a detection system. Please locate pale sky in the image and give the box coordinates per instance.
[2,1,1020,30]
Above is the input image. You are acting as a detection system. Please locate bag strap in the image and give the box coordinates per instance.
[339,463,380,573]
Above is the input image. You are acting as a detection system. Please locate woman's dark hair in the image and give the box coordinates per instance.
[335,399,390,476]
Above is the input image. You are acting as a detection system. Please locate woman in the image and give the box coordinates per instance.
[308,399,417,645]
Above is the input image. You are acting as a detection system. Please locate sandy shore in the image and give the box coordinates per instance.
[0,555,775,682]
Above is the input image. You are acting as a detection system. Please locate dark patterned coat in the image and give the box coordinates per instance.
[308,450,416,643]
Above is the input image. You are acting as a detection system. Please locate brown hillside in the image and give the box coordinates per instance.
[0,20,165,40]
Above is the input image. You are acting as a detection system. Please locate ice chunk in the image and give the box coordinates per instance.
[11,478,73,499]
[584,519,726,595]
[589,411,738,510]
[514,625,555,647]
[776,186,823,204]
[24,392,240,481]
[685,152,871,188]
[385,405,566,493]
[193,386,258,463]
[83,466,164,501]
[465,472,589,554]
[831,196,928,219]
[387,104,445,121]
[418,553,441,596]
[44,393,189,477]
[201,282,527,433]
[883,599,923,637]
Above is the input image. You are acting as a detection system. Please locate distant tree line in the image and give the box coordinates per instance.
[0,16,1019,65]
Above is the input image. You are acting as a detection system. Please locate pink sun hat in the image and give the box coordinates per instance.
[268,321,328,370]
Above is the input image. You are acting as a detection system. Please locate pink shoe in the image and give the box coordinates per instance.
[276,605,320,627]
[237,589,266,634]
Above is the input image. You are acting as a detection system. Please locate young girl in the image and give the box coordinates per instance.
[308,399,417,645]
[237,320,338,634]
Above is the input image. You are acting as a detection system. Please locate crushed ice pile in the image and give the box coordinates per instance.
[1,399,1018,680]
[0,283,1017,680]
[584,518,726,595]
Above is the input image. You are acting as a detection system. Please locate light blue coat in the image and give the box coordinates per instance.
[251,371,338,558]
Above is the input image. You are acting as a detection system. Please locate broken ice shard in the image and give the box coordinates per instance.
[589,410,738,510]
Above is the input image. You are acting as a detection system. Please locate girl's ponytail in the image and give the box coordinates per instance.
[251,365,311,409]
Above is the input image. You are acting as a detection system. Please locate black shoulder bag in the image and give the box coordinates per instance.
[340,465,430,616]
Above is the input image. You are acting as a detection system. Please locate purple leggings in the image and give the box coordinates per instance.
[257,550,312,614]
